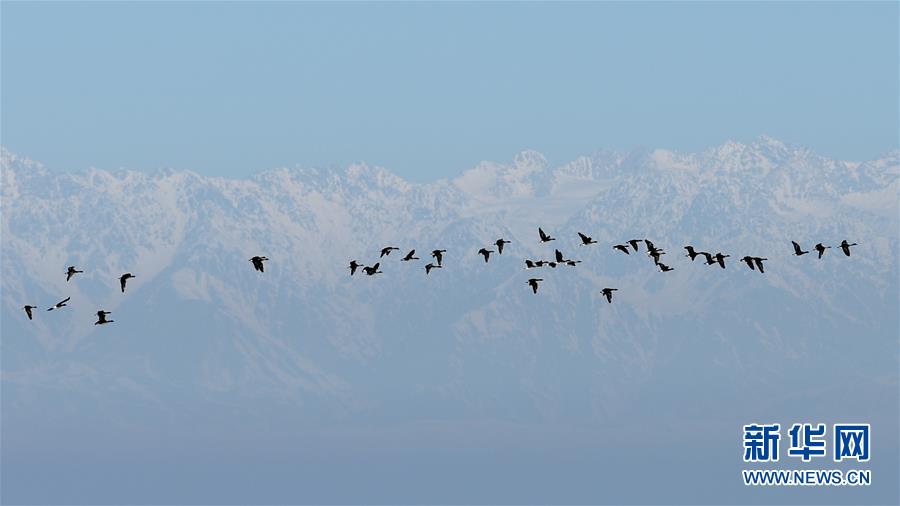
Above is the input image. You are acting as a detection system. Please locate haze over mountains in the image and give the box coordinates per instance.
[2,137,898,503]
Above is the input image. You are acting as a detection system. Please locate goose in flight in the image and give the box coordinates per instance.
[791,241,809,256]
[380,246,399,258]
[66,266,83,282]
[495,239,510,254]
[699,251,714,265]
[577,232,597,245]
[119,273,135,293]
[249,256,268,272]
[525,259,537,269]
[839,240,857,257]
[713,253,730,269]
[657,262,674,272]
[554,249,566,263]
[431,249,446,266]
[94,310,114,325]
[752,257,767,273]
[425,263,442,274]
[740,256,756,271]
[527,278,543,294]
[613,244,630,254]
[814,243,831,259]
[349,260,363,276]
[401,249,419,261]
[23,305,36,320]
[644,239,658,251]
[628,239,643,251]
[47,297,71,311]
[648,248,665,265]
[363,263,382,276]
[477,248,493,263]
[684,246,706,261]
[601,287,618,304]
[538,228,555,243]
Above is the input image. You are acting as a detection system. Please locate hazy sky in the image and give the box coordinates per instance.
[2,2,898,180]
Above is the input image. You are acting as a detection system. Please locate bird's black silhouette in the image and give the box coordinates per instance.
[401,249,419,261]
[658,262,674,272]
[477,248,493,263]
[699,251,714,265]
[741,256,756,271]
[349,260,362,275]
[839,240,857,257]
[527,278,543,294]
[713,253,730,269]
[425,263,442,274]
[577,232,597,245]
[628,239,643,251]
[23,305,36,320]
[684,246,707,261]
[525,259,537,269]
[250,256,268,272]
[753,257,767,273]
[648,248,665,265]
[119,273,135,293]
[554,249,566,263]
[814,243,831,259]
[66,266,83,282]
[495,239,510,254]
[431,249,446,266]
[534,260,549,267]
[601,288,618,304]
[47,297,70,311]
[548,262,558,268]
[644,239,657,251]
[380,246,399,258]
[94,310,113,325]
[613,244,631,254]
[363,263,382,276]
[791,241,809,256]
[538,228,555,243]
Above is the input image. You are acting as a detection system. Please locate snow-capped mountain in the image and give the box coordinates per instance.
[2,138,897,429]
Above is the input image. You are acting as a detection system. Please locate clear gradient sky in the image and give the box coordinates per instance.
[2,1,898,180]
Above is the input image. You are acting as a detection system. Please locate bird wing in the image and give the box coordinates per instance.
[120,277,127,292]
[792,241,801,254]
[578,232,588,242]
[555,249,563,262]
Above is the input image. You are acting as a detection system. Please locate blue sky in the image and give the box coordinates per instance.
[2,2,898,180]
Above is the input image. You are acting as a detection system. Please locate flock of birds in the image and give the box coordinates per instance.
[21,229,859,323]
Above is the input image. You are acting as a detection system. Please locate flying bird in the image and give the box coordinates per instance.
[740,256,756,271]
[554,249,566,263]
[94,310,113,325]
[839,240,857,257]
[577,232,597,245]
[401,249,419,261]
[538,228,555,243]
[66,266,83,282]
[349,260,363,276]
[119,273,135,293]
[628,239,643,251]
[527,278,543,294]
[534,260,549,267]
[380,246,399,258]
[684,246,706,261]
[23,305,36,320]
[753,257,767,273]
[431,249,446,266]
[425,263,442,274]
[791,241,809,256]
[613,244,631,254]
[657,262,674,272]
[644,239,657,251]
[495,239,510,254]
[363,263,382,276]
[648,248,665,265]
[713,253,730,269]
[601,288,618,304]
[47,297,71,311]
[477,248,494,263]
[699,251,714,265]
[249,256,268,272]
[525,260,537,269]
[814,243,831,259]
